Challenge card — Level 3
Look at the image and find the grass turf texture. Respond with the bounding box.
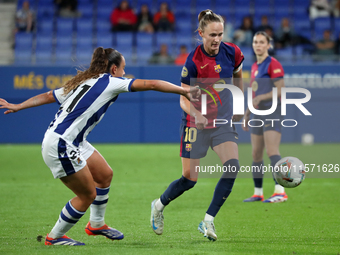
[0,143,339,255]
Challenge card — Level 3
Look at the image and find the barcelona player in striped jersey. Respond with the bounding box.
[0,47,198,246]
[242,31,287,203]
[151,10,244,241]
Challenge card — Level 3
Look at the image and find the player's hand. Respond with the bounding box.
[252,95,262,108]
[194,112,208,130]
[242,115,250,132]
[183,86,200,102]
[232,114,244,122]
[0,98,20,114]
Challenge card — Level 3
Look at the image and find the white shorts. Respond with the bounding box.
[42,131,95,179]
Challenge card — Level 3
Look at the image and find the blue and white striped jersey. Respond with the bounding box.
[48,73,135,146]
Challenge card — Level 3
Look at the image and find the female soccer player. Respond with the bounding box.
[150,10,244,241]
[242,31,287,203]
[0,47,197,246]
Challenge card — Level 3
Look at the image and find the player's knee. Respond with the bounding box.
[252,150,263,162]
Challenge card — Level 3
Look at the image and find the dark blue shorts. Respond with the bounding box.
[250,107,284,135]
[180,124,239,159]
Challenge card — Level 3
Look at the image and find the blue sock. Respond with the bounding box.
[160,176,196,206]
[252,160,264,188]
[270,155,281,184]
[206,159,239,217]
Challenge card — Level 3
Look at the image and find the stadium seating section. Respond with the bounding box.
[14,0,340,65]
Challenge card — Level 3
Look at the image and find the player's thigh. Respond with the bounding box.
[182,157,200,181]
[251,133,265,161]
[60,165,96,200]
[263,130,281,157]
[213,141,239,164]
[86,149,113,188]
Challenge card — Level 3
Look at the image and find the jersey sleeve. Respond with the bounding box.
[233,44,244,71]
[53,87,69,105]
[180,54,197,86]
[110,77,136,93]
[268,58,284,81]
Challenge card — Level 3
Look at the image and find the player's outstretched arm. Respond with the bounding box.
[0,90,56,114]
[130,79,199,102]
[180,83,207,130]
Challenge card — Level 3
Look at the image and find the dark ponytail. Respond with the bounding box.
[63,47,122,95]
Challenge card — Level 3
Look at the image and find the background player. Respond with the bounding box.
[150,10,244,241]
[0,47,197,246]
[242,31,287,203]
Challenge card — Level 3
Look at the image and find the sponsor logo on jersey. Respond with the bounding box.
[273,68,282,74]
[214,64,222,73]
[185,144,192,152]
[181,67,188,77]
[200,63,209,69]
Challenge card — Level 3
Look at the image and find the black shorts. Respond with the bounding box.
[251,107,284,135]
[180,124,239,159]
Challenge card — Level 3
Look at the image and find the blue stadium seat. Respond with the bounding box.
[294,19,311,33]
[36,35,53,50]
[254,6,273,21]
[55,47,74,65]
[37,18,54,36]
[55,35,73,50]
[176,18,193,34]
[96,19,112,34]
[136,32,154,48]
[234,7,251,22]
[334,18,340,31]
[15,33,33,50]
[195,0,212,12]
[96,34,114,48]
[36,6,55,19]
[78,4,94,18]
[175,33,194,52]
[76,35,94,49]
[76,18,94,35]
[35,48,53,64]
[155,32,174,48]
[56,18,75,36]
[136,46,153,64]
[97,5,114,19]
[314,17,332,35]
[75,47,93,64]
[15,49,32,64]
[115,32,134,49]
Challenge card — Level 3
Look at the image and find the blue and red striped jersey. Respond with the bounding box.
[180,42,244,128]
[250,56,284,110]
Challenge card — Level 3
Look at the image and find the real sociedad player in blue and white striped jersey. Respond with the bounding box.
[0,47,198,246]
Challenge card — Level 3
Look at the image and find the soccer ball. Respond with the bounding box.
[273,157,306,188]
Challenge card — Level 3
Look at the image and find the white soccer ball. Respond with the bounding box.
[273,157,306,188]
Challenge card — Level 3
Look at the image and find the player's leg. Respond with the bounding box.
[84,148,124,240]
[197,125,239,241]
[244,133,265,202]
[151,157,199,235]
[46,165,96,245]
[263,130,287,203]
[150,125,204,235]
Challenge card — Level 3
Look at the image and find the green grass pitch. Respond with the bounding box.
[0,143,339,255]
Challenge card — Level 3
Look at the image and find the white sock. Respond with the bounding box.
[274,184,284,194]
[155,198,165,211]
[49,201,85,239]
[254,187,263,196]
[204,213,214,222]
[90,187,110,228]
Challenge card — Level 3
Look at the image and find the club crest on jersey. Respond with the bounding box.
[185,144,192,152]
[252,81,258,91]
[214,64,222,73]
